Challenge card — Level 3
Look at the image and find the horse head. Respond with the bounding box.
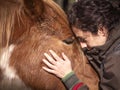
[0,0,99,90]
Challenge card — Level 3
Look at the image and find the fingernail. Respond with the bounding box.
[62,52,64,55]
[43,59,46,61]
[44,53,47,56]
[49,50,52,52]
[42,67,45,69]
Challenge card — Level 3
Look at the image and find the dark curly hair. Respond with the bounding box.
[68,0,120,34]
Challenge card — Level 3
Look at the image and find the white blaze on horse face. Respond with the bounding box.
[0,45,18,79]
[0,45,32,90]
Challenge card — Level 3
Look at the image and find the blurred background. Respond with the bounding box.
[54,0,120,14]
[54,0,75,13]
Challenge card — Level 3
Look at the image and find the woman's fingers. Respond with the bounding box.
[44,53,56,65]
[49,50,63,61]
[42,50,73,78]
[42,66,55,74]
[42,59,56,70]
[62,52,70,61]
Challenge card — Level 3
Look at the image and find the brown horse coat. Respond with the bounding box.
[0,0,99,90]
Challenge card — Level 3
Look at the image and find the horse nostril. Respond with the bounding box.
[62,37,75,44]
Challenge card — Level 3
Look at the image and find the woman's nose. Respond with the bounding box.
[80,42,87,48]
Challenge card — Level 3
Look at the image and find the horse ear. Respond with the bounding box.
[22,0,44,20]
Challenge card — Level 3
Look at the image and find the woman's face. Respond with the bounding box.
[72,27,108,49]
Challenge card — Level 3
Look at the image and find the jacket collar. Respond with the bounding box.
[95,23,120,54]
[83,23,120,62]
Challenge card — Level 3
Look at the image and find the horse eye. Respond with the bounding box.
[63,37,74,44]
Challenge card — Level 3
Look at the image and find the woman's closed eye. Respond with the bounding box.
[77,37,86,43]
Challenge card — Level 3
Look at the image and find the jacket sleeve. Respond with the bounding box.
[62,71,89,90]
[100,50,120,90]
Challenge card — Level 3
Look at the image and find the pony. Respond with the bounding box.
[0,0,99,90]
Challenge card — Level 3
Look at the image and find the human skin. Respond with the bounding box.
[42,26,108,78]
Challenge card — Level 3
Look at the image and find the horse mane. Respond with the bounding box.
[0,0,69,48]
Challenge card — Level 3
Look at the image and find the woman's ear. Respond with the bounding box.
[22,0,44,20]
[98,26,108,37]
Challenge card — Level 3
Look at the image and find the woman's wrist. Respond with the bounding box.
[62,71,74,82]
[61,71,84,89]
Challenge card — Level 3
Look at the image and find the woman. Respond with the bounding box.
[42,0,120,89]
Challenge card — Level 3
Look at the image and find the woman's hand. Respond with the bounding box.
[42,50,72,78]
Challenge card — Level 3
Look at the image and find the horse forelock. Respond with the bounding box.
[43,0,68,25]
[0,1,30,64]
[0,1,18,54]
[0,0,30,49]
